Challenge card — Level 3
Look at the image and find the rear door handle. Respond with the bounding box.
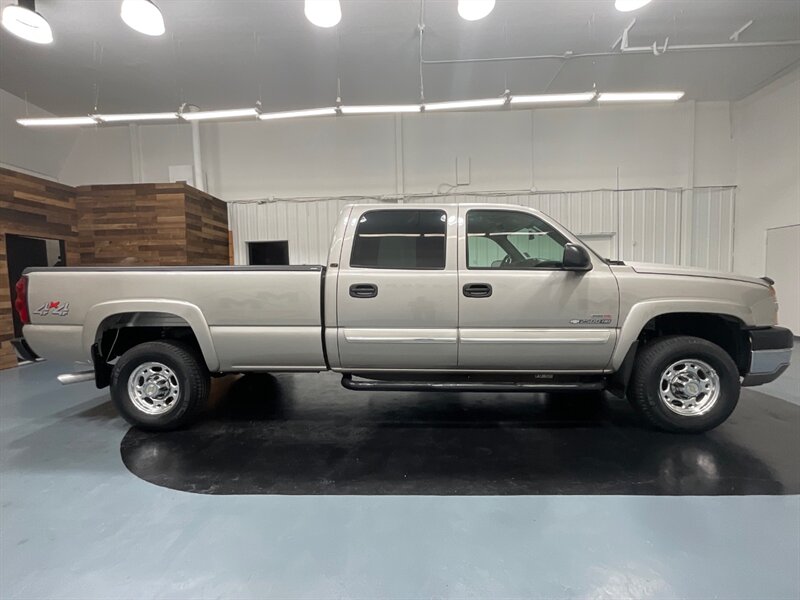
[463,283,492,298]
[349,283,378,298]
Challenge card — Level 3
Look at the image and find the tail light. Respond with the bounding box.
[14,276,30,325]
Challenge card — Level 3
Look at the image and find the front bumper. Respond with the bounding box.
[742,326,794,386]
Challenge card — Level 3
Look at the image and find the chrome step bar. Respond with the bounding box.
[341,374,604,393]
[57,370,95,385]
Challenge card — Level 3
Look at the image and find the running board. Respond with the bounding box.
[341,375,604,393]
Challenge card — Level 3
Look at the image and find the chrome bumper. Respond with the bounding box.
[742,327,794,386]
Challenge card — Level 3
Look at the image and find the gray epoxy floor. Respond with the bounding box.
[1,346,799,600]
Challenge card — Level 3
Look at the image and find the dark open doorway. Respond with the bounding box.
[6,234,66,338]
[248,241,290,266]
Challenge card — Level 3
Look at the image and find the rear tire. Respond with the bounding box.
[628,335,740,433]
[110,341,210,431]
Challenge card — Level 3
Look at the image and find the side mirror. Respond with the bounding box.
[563,243,593,272]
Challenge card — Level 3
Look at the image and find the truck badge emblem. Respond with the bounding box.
[570,314,612,325]
[34,301,70,317]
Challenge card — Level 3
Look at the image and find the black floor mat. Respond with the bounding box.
[121,373,800,495]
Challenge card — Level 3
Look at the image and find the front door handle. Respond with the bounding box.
[463,283,492,298]
[349,283,378,298]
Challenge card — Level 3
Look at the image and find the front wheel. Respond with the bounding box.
[628,335,740,433]
[110,341,210,431]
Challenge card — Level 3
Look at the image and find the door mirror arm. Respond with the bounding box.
[562,243,593,272]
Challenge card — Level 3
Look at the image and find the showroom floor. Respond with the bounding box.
[1,344,799,599]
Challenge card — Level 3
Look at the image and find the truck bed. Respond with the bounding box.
[22,265,327,371]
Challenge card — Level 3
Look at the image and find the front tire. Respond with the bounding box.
[628,335,740,433]
[110,341,210,431]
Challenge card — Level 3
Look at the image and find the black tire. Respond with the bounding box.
[110,340,210,431]
[628,335,740,433]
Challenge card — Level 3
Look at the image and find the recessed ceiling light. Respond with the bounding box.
[259,107,338,120]
[1,0,53,44]
[597,91,685,102]
[340,105,422,115]
[181,108,260,121]
[304,0,341,28]
[120,0,165,36]
[615,0,653,12]
[458,0,496,21]
[424,97,507,111]
[17,116,97,127]
[510,92,597,105]
[95,112,178,122]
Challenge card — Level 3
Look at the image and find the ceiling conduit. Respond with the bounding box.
[421,18,800,65]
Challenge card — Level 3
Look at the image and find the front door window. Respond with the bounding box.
[466,210,568,270]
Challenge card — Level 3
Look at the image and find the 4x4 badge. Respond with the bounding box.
[34,301,70,317]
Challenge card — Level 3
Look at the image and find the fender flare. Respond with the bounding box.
[83,299,220,371]
[609,299,752,371]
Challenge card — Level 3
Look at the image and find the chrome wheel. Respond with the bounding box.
[659,359,720,417]
[127,362,181,415]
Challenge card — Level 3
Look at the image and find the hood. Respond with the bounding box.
[625,262,770,287]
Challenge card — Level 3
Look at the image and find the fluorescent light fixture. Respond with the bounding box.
[340,105,422,115]
[181,108,260,121]
[458,0,496,21]
[95,112,178,123]
[259,107,338,120]
[615,0,653,12]
[598,91,685,103]
[510,91,596,105]
[424,97,506,112]
[17,116,97,127]
[304,0,341,28]
[2,1,53,44]
[121,0,165,36]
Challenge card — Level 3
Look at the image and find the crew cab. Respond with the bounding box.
[14,203,794,433]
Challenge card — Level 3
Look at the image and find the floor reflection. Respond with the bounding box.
[121,373,800,495]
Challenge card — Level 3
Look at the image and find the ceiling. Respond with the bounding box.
[1,0,799,115]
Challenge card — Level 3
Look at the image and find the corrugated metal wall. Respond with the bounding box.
[228,187,736,270]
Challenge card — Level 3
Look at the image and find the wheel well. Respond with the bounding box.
[637,312,750,374]
[95,312,202,364]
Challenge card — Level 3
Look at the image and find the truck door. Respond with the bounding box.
[457,206,619,371]
[335,206,458,370]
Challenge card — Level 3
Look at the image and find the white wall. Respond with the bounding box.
[58,122,194,186]
[0,89,77,180]
[6,75,798,279]
[732,68,800,277]
[229,187,737,270]
[53,99,737,200]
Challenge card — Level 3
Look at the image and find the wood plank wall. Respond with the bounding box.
[184,186,230,265]
[0,168,79,370]
[1,172,229,369]
[77,183,229,266]
[77,184,190,265]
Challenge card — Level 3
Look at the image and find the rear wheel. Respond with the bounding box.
[628,335,740,433]
[110,341,209,431]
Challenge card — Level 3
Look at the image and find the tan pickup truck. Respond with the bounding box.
[13,203,793,433]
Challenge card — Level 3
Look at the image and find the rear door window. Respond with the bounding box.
[350,210,447,269]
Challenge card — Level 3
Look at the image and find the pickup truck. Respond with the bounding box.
[13,203,794,433]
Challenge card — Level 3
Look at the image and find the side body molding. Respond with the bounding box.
[83,299,220,371]
[609,299,753,371]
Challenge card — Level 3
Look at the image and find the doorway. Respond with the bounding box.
[248,241,290,266]
[6,234,66,338]
[766,225,800,334]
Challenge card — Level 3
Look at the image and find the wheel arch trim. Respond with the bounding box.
[83,300,220,371]
[609,299,752,371]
